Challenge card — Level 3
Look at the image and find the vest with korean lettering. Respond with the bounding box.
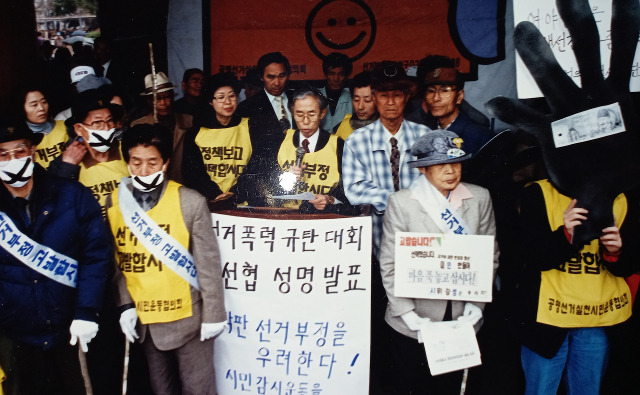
[34,120,68,168]
[195,117,252,193]
[79,154,129,216]
[277,129,340,208]
[108,181,193,324]
[536,179,631,328]
[334,114,353,141]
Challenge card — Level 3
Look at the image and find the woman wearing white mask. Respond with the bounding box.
[49,88,129,217]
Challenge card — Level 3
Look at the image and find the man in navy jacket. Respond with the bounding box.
[0,122,111,394]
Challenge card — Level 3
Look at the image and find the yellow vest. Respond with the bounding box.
[79,151,129,217]
[277,130,340,208]
[34,120,68,168]
[108,181,193,324]
[195,117,252,193]
[536,179,631,328]
[335,114,354,141]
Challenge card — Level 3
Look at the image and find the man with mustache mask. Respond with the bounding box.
[0,122,111,394]
[49,89,129,218]
[106,123,226,395]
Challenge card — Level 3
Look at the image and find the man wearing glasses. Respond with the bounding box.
[0,122,111,394]
[50,89,129,218]
[423,67,494,155]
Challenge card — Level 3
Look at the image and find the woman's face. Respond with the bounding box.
[24,91,49,124]
[419,162,462,197]
[210,86,237,118]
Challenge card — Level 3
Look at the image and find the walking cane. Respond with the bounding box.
[122,340,130,395]
[148,43,158,124]
[78,347,93,395]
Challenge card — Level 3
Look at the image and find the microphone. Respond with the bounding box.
[295,146,306,168]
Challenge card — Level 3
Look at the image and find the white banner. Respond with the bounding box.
[212,214,372,394]
[513,0,640,99]
[393,232,494,303]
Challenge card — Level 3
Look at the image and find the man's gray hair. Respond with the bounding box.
[289,88,329,112]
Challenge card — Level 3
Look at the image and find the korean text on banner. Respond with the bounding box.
[212,214,372,394]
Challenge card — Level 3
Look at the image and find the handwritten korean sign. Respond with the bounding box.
[514,0,640,98]
[393,232,494,303]
[212,214,372,394]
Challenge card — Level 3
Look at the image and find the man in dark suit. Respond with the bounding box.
[236,52,296,206]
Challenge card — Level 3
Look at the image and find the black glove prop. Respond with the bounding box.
[486,0,640,246]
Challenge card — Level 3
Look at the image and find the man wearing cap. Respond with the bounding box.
[131,72,192,183]
[108,124,226,395]
[342,61,429,259]
[0,122,111,394]
[379,129,499,394]
[49,89,129,218]
[333,71,379,141]
[341,60,429,393]
[422,67,494,155]
[405,55,490,132]
[54,65,97,121]
[236,52,296,206]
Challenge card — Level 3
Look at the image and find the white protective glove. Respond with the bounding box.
[69,319,99,352]
[201,321,226,341]
[457,303,483,326]
[119,308,139,343]
[401,311,431,331]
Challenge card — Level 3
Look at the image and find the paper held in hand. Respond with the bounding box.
[418,321,481,376]
[394,232,494,302]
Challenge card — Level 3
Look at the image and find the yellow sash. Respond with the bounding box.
[536,179,631,327]
[108,181,193,324]
[79,152,129,217]
[34,120,68,168]
[334,114,354,141]
[277,130,341,208]
[194,117,252,193]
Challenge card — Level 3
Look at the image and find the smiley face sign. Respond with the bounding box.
[305,0,376,62]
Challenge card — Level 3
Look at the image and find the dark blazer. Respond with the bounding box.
[236,90,296,205]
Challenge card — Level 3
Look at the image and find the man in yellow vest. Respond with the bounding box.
[108,123,226,394]
[333,71,379,141]
[49,89,129,218]
[277,88,357,215]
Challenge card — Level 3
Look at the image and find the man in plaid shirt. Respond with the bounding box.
[342,61,430,259]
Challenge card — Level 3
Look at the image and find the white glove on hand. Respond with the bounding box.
[201,321,226,341]
[401,311,431,331]
[119,308,139,343]
[69,319,99,352]
[457,303,483,326]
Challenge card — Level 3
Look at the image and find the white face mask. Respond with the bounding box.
[0,156,34,188]
[130,168,165,192]
[85,127,116,153]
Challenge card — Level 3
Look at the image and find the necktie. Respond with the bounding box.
[275,95,290,130]
[390,137,400,192]
[302,139,310,153]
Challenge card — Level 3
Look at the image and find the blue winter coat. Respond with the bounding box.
[0,165,112,349]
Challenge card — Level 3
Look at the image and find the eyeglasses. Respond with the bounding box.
[83,119,115,129]
[0,145,30,164]
[426,86,457,98]
[212,93,238,103]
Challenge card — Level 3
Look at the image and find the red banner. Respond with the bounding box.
[210,0,471,80]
